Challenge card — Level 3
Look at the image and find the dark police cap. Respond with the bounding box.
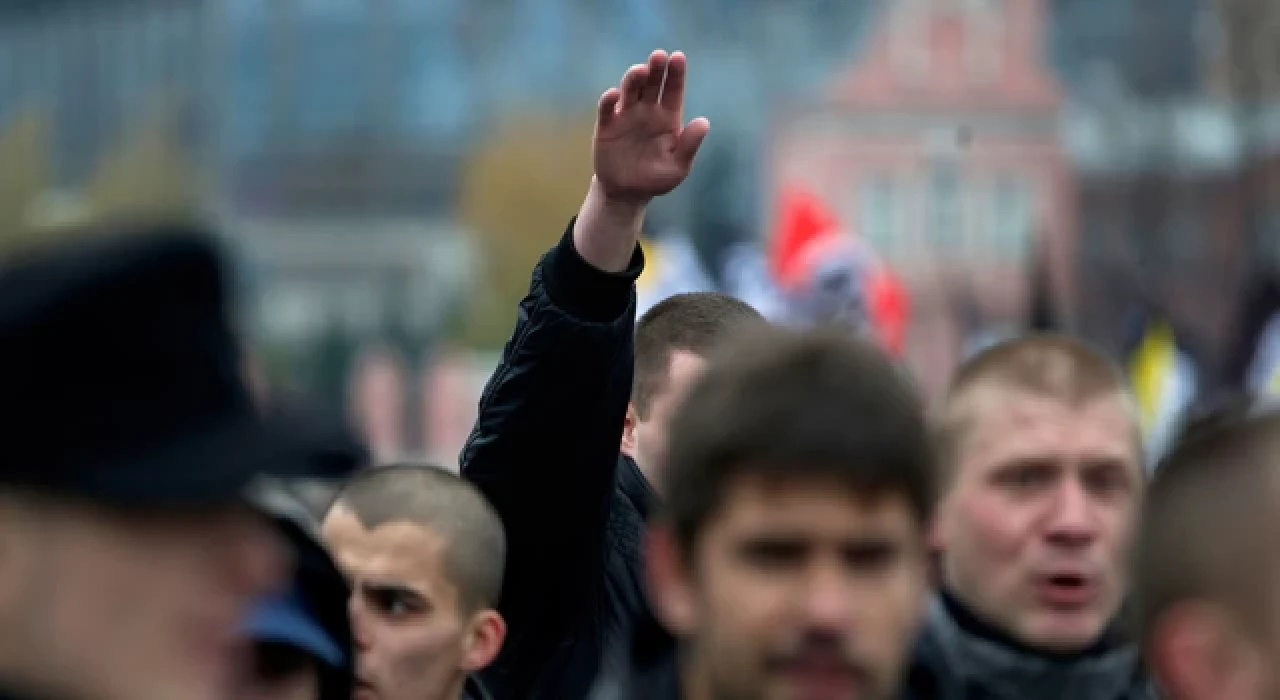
[0,222,354,507]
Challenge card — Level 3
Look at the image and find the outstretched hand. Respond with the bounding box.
[592,50,710,204]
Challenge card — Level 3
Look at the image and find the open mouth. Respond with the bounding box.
[776,661,866,700]
[1036,573,1095,607]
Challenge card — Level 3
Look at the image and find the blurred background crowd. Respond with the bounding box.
[0,0,1275,467]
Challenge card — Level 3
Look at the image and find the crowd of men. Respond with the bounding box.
[1,47,1279,700]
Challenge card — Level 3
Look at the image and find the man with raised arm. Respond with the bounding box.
[459,49,719,700]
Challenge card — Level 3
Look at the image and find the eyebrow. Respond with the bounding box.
[358,580,427,603]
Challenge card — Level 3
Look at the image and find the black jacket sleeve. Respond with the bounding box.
[460,219,643,698]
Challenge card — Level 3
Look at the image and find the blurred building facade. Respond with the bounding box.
[770,0,1069,394]
[2,0,1274,446]
[0,0,205,190]
[1069,0,1280,381]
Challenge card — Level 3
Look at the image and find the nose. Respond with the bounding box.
[349,592,373,651]
[801,560,855,631]
[1044,477,1098,547]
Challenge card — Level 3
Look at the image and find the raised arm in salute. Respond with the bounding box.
[460,50,708,700]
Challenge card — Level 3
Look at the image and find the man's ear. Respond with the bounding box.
[644,521,696,636]
[461,608,507,673]
[620,402,640,458]
[1148,602,1264,700]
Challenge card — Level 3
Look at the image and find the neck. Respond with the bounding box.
[939,587,1119,660]
[619,456,659,518]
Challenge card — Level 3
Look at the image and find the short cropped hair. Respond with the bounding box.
[1132,401,1280,646]
[331,464,506,612]
[633,292,764,418]
[663,324,934,553]
[934,333,1138,484]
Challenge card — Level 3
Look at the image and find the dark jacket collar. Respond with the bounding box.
[592,638,681,700]
[617,455,657,521]
[938,589,1126,660]
[910,591,1149,700]
[463,675,494,700]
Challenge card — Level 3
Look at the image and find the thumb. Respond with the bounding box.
[674,117,710,170]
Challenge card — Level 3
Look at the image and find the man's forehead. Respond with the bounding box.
[323,507,444,579]
[711,474,920,536]
[959,389,1140,465]
[662,349,708,391]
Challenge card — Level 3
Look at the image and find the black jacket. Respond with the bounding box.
[463,675,495,700]
[589,600,680,700]
[461,221,658,700]
[901,592,1156,700]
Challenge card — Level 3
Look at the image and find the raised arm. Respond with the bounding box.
[460,49,708,699]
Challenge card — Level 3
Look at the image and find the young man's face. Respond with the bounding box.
[322,505,495,700]
[934,390,1142,652]
[649,473,929,700]
[624,349,707,489]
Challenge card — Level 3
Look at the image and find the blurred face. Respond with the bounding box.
[322,506,475,700]
[624,349,707,489]
[650,474,929,700]
[935,390,1142,652]
[0,498,288,700]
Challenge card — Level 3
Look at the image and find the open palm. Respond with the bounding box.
[593,50,711,203]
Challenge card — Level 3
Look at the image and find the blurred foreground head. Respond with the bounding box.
[646,325,933,700]
[931,334,1143,652]
[0,222,359,700]
[323,463,506,700]
[239,483,354,700]
[262,392,373,521]
[1135,398,1280,700]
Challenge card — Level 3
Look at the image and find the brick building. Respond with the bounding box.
[1067,0,1280,381]
[768,0,1070,395]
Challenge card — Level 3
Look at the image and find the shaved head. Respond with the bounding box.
[330,464,506,611]
[1135,405,1280,645]
[935,333,1140,486]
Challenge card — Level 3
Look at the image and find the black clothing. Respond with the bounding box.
[461,220,654,700]
[0,223,357,507]
[464,675,496,700]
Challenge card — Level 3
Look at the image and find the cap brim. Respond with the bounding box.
[244,594,345,666]
[67,411,359,509]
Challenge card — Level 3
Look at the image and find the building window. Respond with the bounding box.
[1080,210,1116,263]
[1260,208,1280,263]
[928,162,963,253]
[859,175,900,259]
[991,175,1033,260]
[965,0,1002,84]
[963,179,987,258]
[890,0,927,84]
[1166,203,1201,264]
